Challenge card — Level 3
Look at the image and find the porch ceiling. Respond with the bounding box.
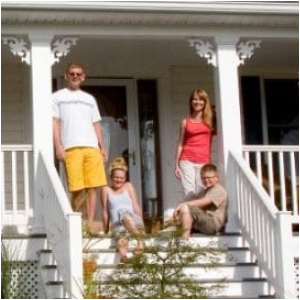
[2,35,298,71]
[1,1,298,71]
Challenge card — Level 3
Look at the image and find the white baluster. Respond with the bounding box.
[11,151,17,220]
[278,152,287,211]
[23,151,30,218]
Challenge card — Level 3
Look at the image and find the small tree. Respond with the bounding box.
[99,229,225,299]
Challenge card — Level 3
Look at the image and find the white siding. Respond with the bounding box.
[164,65,218,214]
[1,64,31,144]
[1,64,33,213]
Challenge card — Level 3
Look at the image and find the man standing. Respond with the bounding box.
[53,62,107,228]
[173,164,228,241]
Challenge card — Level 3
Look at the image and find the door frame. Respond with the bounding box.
[82,78,142,202]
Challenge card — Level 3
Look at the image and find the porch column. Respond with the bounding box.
[213,36,242,232]
[29,34,53,233]
[213,36,242,177]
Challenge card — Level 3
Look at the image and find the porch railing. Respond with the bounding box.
[228,150,296,299]
[1,145,33,233]
[36,151,83,298]
[1,145,83,298]
[242,145,299,224]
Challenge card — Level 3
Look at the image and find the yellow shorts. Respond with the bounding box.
[65,147,107,192]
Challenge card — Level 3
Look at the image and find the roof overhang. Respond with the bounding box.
[1,1,299,30]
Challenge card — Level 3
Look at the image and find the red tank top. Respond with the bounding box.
[180,118,212,164]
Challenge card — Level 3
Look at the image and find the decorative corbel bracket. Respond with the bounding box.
[237,40,261,65]
[51,37,78,65]
[188,38,216,67]
[2,36,31,65]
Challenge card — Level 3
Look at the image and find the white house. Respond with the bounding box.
[1,1,299,298]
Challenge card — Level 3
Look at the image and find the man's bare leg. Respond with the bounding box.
[86,188,97,223]
[71,190,84,212]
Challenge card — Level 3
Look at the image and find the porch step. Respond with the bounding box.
[97,262,264,281]
[38,248,68,299]
[83,233,275,298]
[45,281,65,299]
[82,232,249,251]
[86,246,255,265]
[201,279,271,298]
[90,278,271,299]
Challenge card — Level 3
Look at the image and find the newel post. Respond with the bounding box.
[275,211,296,299]
[67,212,83,299]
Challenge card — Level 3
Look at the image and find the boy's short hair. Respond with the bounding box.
[65,62,85,73]
[201,164,218,174]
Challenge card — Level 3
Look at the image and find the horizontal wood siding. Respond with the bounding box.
[1,65,25,143]
[1,65,33,211]
[169,66,218,202]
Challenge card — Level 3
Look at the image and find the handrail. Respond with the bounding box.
[1,144,33,151]
[36,151,83,298]
[242,145,299,222]
[243,145,299,152]
[228,150,296,299]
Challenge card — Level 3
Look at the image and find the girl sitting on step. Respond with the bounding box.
[101,157,145,263]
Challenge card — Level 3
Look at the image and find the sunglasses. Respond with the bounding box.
[68,72,83,77]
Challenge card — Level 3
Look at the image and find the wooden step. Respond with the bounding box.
[96,262,264,281]
[45,281,66,299]
[81,232,274,298]
[85,246,255,265]
[87,278,272,298]
[82,232,248,251]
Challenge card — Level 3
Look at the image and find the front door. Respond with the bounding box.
[82,79,142,201]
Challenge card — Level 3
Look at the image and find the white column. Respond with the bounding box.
[213,36,242,232]
[29,34,54,233]
[213,36,242,177]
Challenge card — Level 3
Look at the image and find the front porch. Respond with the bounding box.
[1,144,299,298]
[1,1,298,298]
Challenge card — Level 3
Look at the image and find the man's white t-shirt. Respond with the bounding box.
[53,88,101,150]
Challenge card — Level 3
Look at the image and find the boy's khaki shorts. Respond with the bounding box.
[65,147,107,192]
[188,206,217,235]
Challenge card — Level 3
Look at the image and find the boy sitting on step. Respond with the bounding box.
[171,164,228,241]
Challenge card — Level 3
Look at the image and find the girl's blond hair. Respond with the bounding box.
[109,157,128,175]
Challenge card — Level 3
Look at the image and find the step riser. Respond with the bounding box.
[83,235,248,251]
[94,281,270,298]
[90,249,255,265]
[39,252,55,265]
[97,265,263,281]
[82,235,273,298]
[205,281,271,297]
[45,285,66,299]
[41,267,62,282]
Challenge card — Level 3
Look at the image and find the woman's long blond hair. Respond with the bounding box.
[189,89,213,129]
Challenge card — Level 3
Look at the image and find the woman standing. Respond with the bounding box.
[101,157,145,263]
[175,89,213,201]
